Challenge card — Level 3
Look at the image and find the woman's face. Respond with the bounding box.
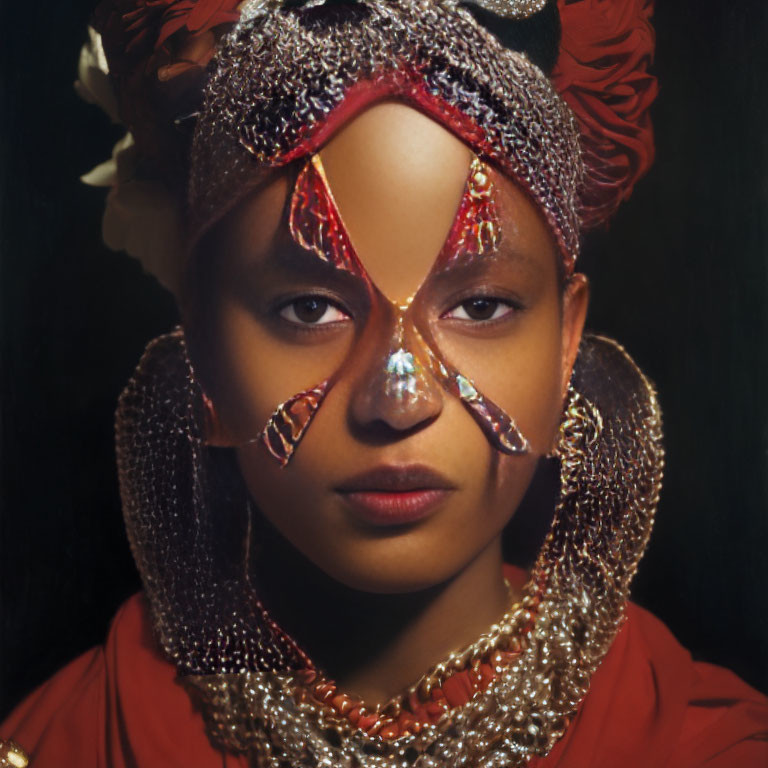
[191,103,588,593]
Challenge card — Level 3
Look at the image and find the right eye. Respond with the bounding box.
[444,297,516,322]
[279,296,351,325]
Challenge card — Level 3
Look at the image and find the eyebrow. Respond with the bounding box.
[426,238,544,286]
[262,237,338,274]
[256,237,369,294]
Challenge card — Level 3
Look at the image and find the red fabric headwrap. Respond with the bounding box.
[551,0,658,228]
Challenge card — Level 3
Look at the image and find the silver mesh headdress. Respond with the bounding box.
[188,0,583,271]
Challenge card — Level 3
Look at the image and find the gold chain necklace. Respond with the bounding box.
[288,579,542,740]
[181,335,664,767]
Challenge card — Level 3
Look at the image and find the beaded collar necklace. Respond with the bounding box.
[119,330,663,767]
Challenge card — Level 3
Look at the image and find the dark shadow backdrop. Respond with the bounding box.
[1,0,767,718]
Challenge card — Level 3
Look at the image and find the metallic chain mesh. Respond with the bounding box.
[189,0,583,268]
[116,331,663,765]
[116,332,306,674]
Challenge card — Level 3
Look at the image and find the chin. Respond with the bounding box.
[300,524,487,595]
[320,560,455,595]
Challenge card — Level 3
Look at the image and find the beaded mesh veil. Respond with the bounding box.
[107,0,664,764]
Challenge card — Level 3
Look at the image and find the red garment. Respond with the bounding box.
[3,592,767,767]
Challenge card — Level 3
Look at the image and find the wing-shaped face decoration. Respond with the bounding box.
[204,141,530,466]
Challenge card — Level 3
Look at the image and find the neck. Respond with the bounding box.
[254,527,512,706]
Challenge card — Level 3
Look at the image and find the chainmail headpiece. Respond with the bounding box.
[189,0,583,271]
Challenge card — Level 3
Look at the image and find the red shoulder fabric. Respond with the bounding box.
[532,602,768,767]
[3,594,767,766]
[0,648,104,765]
[0,595,242,767]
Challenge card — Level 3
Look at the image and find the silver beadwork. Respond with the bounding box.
[445,0,548,20]
[239,0,548,24]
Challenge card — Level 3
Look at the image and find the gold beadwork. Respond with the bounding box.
[0,740,29,768]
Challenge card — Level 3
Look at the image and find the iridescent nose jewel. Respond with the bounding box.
[385,347,419,398]
[351,307,444,430]
[381,313,426,406]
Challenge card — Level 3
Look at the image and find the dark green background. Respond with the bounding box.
[2,1,767,717]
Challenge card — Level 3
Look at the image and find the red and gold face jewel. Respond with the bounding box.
[452,373,530,454]
[275,151,530,466]
[408,158,529,455]
[203,150,528,466]
[201,149,527,464]
[200,376,331,465]
[403,323,530,456]
[435,154,501,271]
[439,365,531,455]
[289,154,366,277]
[198,149,527,464]
[258,380,331,467]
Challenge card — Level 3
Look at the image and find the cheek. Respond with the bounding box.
[433,301,564,455]
[205,299,353,439]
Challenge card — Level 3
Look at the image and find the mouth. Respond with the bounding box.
[335,464,456,527]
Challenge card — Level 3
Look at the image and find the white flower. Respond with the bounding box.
[76,28,185,296]
[74,26,118,123]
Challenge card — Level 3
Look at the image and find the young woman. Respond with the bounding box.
[2,0,767,766]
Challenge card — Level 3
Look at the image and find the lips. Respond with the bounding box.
[335,464,455,526]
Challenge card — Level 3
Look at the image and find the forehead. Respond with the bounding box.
[215,103,558,288]
[318,102,472,300]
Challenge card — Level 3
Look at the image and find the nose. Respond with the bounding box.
[350,331,443,434]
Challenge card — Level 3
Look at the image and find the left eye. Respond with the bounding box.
[279,297,350,325]
[444,298,515,321]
